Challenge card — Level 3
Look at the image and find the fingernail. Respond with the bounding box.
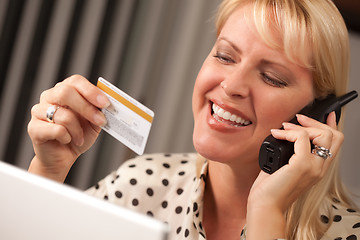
[296,114,307,119]
[97,94,110,108]
[270,129,281,133]
[282,122,295,127]
[94,112,107,126]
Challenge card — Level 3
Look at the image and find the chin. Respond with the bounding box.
[193,132,262,167]
[193,134,235,163]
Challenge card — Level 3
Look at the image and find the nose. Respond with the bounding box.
[220,70,250,98]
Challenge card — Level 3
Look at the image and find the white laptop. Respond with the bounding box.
[0,161,169,240]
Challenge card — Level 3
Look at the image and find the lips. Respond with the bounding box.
[211,102,252,127]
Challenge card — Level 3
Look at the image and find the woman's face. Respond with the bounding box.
[192,5,314,166]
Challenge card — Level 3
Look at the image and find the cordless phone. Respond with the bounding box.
[259,90,358,174]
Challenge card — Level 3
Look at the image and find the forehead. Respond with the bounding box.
[219,5,284,58]
[216,5,314,92]
[220,2,312,69]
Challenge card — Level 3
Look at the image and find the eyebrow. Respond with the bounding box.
[217,37,242,54]
[217,37,289,71]
[217,36,295,79]
[260,59,290,72]
[260,59,295,82]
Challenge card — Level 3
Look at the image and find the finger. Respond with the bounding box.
[270,128,326,176]
[282,121,343,157]
[28,118,72,145]
[41,82,107,127]
[326,111,337,129]
[61,75,110,109]
[280,123,336,177]
[296,114,337,130]
[31,104,84,146]
[270,128,311,154]
[282,122,332,149]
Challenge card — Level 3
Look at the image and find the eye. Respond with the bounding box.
[261,73,288,88]
[213,52,235,64]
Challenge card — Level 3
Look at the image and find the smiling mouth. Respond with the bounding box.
[211,102,252,127]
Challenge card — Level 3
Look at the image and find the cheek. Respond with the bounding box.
[255,91,313,129]
[195,65,221,93]
[192,62,221,112]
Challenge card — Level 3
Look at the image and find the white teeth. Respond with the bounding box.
[229,114,237,121]
[212,103,251,126]
[223,111,231,120]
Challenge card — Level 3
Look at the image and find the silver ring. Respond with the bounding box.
[46,105,60,123]
[312,145,332,160]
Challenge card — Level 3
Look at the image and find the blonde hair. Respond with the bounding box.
[216,0,354,239]
[216,0,349,98]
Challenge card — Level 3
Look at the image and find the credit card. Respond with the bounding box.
[96,77,154,155]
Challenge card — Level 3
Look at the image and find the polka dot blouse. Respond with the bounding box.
[86,153,360,240]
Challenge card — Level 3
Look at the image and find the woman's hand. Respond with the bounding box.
[246,112,344,239]
[27,75,110,182]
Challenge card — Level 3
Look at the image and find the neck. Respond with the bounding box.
[203,159,260,238]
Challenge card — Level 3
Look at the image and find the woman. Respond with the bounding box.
[28,0,360,239]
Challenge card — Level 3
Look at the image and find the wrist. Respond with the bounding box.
[28,156,69,183]
[246,205,286,239]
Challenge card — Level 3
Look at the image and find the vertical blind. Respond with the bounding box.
[0,0,359,207]
[0,0,221,189]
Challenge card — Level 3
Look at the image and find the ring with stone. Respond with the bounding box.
[311,145,332,160]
